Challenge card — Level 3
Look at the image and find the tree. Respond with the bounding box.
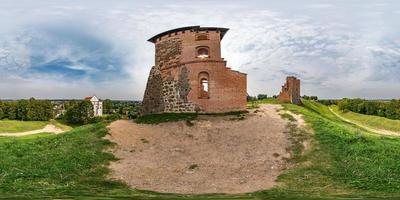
[257,94,268,100]
[65,100,94,124]
[0,101,4,119]
[103,99,113,114]
[247,95,257,102]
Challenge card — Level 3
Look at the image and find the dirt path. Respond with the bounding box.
[0,125,64,137]
[106,104,299,194]
[328,107,400,137]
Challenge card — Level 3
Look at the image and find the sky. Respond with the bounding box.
[0,0,399,100]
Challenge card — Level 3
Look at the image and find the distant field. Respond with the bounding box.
[331,105,400,133]
[0,120,48,133]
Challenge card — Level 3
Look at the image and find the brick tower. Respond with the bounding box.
[277,76,301,105]
[140,26,247,115]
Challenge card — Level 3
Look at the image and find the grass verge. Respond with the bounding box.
[135,113,198,124]
[330,105,400,133]
[279,100,400,195]
[247,98,280,109]
[0,120,48,133]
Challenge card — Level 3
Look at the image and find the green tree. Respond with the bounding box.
[257,94,268,100]
[103,99,113,114]
[6,102,17,120]
[0,101,4,119]
[65,100,94,124]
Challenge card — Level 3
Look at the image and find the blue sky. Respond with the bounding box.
[0,0,399,100]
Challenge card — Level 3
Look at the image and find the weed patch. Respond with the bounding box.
[136,113,198,124]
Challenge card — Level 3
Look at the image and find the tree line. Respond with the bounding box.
[0,98,53,121]
[338,98,400,120]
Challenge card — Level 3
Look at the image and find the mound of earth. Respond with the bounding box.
[106,104,295,194]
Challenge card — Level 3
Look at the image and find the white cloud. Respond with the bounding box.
[0,0,399,100]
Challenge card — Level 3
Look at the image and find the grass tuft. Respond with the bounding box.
[135,113,198,124]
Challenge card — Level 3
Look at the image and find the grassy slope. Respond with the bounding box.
[2,101,400,199]
[330,105,400,133]
[281,100,400,195]
[247,98,280,109]
[0,120,48,133]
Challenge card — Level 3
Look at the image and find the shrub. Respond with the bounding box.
[105,114,121,121]
[65,100,94,124]
[338,98,400,120]
[0,98,53,121]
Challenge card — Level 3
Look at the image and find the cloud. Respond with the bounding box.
[306,4,336,9]
[0,0,400,100]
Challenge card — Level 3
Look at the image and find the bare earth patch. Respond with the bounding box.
[106,104,293,194]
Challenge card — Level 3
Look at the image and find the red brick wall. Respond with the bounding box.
[278,76,301,105]
[142,27,247,114]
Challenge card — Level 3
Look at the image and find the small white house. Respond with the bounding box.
[85,95,103,116]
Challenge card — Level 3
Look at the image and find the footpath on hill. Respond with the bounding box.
[106,104,306,194]
[329,107,400,137]
[0,124,64,137]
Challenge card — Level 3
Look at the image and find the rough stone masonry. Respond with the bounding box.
[141,26,247,115]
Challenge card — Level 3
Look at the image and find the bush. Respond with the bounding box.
[302,95,318,100]
[105,114,121,121]
[0,98,53,121]
[65,100,94,124]
[91,116,104,123]
[338,98,400,120]
[257,94,268,100]
[317,99,339,106]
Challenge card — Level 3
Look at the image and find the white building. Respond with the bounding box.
[85,95,103,116]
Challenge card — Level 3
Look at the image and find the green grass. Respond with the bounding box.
[0,120,48,133]
[136,111,248,124]
[0,123,126,196]
[281,100,400,195]
[2,101,400,199]
[136,113,198,124]
[0,123,259,199]
[330,105,400,133]
[247,98,280,109]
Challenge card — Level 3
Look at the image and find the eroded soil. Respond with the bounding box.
[106,104,295,194]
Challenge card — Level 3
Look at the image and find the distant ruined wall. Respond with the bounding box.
[278,76,301,105]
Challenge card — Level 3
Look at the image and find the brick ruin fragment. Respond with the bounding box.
[140,26,247,115]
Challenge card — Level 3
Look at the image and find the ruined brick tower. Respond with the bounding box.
[140,26,247,115]
[277,76,301,105]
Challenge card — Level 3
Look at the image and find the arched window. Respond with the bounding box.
[196,47,209,58]
[198,72,210,99]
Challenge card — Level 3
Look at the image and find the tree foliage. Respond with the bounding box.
[302,95,318,100]
[257,94,268,100]
[65,100,94,124]
[338,98,400,120]
[0,98,53,121]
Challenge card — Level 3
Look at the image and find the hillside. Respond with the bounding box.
[1,100,400,199]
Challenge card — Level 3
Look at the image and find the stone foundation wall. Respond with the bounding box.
[162,80,197,113]
[141,65,198,115]
[140,66,165,115]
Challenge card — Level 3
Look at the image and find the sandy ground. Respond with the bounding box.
[0,124,64,137]
[106,104,294,194]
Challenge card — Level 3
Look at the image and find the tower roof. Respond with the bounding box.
[147,26,229,43]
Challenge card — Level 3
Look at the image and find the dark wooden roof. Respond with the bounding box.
[147,26,229,43]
